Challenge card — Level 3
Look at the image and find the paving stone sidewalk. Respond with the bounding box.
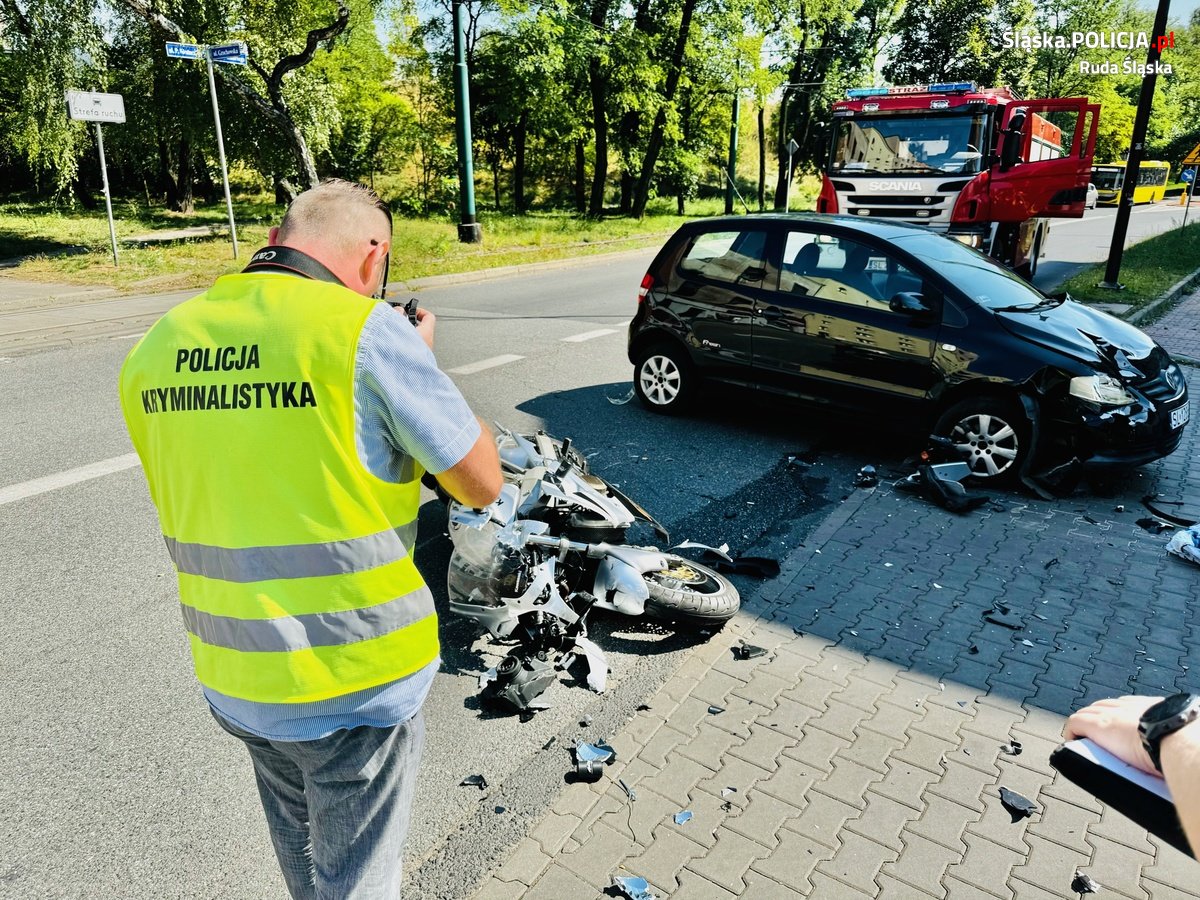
[470,372,1200,900]
[1144,286,1200,363]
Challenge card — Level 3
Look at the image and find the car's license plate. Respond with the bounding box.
[1171,405,1190,430]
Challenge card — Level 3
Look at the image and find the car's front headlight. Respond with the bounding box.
[1069,374,1136,406]
[950,232,984,249]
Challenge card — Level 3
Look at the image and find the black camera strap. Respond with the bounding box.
[242,246,346,287]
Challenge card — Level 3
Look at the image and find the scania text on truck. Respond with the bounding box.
[815,82,1100,279]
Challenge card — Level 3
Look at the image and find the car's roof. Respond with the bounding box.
[676,212,939,241]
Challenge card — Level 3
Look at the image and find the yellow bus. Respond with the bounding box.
[1091,160,1171,205]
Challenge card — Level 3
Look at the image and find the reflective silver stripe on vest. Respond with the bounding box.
[180,586,436,653]
[164,522,417,583]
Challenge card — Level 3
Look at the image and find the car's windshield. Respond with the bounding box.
[1092,167,1123,191]
[830,112,990,176]
[891,231,1047,309]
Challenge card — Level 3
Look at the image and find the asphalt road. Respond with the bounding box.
[0,252,881,900]
[1035,197,1197,292]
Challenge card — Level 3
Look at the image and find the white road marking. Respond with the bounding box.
[0,453,141,507]
[562,328,618,343]
[447,354,525,375]
[109,332,146,340]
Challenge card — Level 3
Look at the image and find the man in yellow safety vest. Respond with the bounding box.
[119,179,502,898]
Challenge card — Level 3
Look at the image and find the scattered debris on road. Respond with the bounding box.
[895,461,990,513]
[733,642,768,661]
[1000,739,1024,756]
[984,602,1023,630]
[1167,525,1200,565]
[707,705,725,715]
[459,774,488,790]
[607,387,635,405]
[999,787,1037,821]
[613,874,657,900]
[673,810,693,825]
[1137,517,1176,535]
[855,465,878,488]
[1071,870,1100,895]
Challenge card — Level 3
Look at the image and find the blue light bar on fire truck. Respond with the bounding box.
[846,82,978,98]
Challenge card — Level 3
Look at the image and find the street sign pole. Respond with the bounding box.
[1183,169,1196,231]
[784,139,799,213]
[94,123,119,267]
[204,49,239,259]
[65,91,125,267]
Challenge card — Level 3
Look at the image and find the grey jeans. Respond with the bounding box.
[212,709,425,899]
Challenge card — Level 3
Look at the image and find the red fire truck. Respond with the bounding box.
[816,82,1100,279]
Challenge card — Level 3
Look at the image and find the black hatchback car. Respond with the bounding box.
[628,214,1189,482]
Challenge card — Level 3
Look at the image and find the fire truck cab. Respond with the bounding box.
[817,82,1100,280]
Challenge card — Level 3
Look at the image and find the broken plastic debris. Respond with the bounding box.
[613,875,656,900]
[1000,739,1024,756]
[983,606,1023,629]
[1021,639,1034,647]
[580,715,592,727]
[607,387,636,405]
[460,774,488,790]
[636,704,652,711]
[1115,505,1125,513]
[576,742,614,764]
[707,705,725,715]
[1071,870,1100,894]
[478,668,498,689]
[618,778,637,801]
[1137,517,1175,535]
[721,787,738,798]
[733,643,768,660]
[933,583,943,589]
[1045,558,1060,570]
[999,787,1036,821]
[969,645,979,655]
[673,540,732,563]
[494,805,506,814]
[1166,524,1200,565]
[673,810,693,825]
[855,465,878,488]
[573,636,609,693]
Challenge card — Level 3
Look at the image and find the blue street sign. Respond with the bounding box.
[1182,168,1196,184]
[209,42,249,65]
[165,41,204,60]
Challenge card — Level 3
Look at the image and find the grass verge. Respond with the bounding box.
[1059,223,1200,310]
[1,183,821,295]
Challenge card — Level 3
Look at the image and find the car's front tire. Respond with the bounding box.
[934,397,1030,484]
[634,342,696,414]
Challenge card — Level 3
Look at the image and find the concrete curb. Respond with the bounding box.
[1126,264,1200,325]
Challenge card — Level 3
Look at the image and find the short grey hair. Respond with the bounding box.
[277,179,392,257]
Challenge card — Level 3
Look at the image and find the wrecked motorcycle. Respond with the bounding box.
[447,429,740,634]
[444,430,740,713]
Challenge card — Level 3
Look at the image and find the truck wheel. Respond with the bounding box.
[934,397,1030,485]
[643,555,740,628]
[634,343,696,414]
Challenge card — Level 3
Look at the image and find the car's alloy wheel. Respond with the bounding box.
[634,344,694,413]
[935,398,1028,483]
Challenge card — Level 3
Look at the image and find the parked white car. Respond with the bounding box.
[1086,183,1098,209]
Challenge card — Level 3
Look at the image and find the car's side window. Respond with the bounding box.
[679,230,766,285]
[779,232,923,313]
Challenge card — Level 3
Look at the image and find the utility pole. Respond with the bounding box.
[1099,0,1171,288]
[726,88,740,215]
[452,0,482,243]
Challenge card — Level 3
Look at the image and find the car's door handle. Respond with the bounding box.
[755,307,784,321]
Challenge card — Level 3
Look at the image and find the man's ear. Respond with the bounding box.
[360,240,389,290]
[268,226,280,244]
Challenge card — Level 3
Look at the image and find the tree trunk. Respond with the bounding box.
[677,190,685,215]
[588,59,609,216]
[514,108,527,213]
[631,0,698,218]
[587,0,612,217]
[574,140,586,214]
[492,157,501,211]
[175,138,194,214]
[757,105,766,211]
[273,176,295,206]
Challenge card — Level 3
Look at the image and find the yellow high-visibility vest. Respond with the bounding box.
[119,272,438,704]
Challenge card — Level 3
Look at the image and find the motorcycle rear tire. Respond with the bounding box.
[643,555,740,628]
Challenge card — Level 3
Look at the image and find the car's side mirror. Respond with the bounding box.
[890,292,933,315]
[1000,111,1026,171]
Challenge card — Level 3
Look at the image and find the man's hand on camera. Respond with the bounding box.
[1064,695,1162,775]
[413,307,435,351]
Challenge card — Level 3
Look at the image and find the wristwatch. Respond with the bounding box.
[1139,693,1200,772]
